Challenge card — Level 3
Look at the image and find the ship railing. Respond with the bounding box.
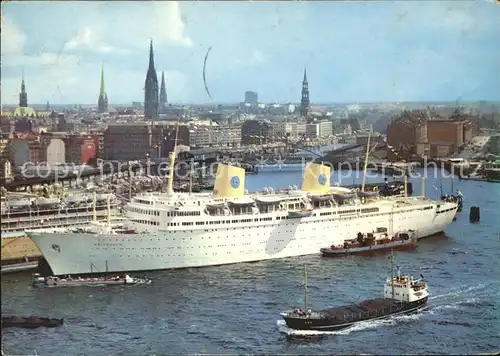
[1,215,121,233]
[1,202,120,218]
[1,213,120,231]
[1,208,118,223]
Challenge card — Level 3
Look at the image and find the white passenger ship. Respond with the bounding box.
[27,149,458,276]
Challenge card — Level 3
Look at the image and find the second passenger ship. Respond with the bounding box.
[28,152,458,276]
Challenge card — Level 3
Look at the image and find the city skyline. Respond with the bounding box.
[1,1,500,106]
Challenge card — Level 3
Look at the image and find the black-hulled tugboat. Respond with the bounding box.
[280,251,428,331]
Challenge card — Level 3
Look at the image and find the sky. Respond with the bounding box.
[1,1,500,106]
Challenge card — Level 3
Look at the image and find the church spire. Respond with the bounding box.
[144,39,159,121]
[98,63,109,113]
[19,68,28,108]
[159,70,168,112]
[300,66,310,119]
[100,63,106,97]
[149,40,155,68]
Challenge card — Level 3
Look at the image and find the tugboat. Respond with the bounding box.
[280,251,428,331]
[320,230,417,257]
[32,273,151,287]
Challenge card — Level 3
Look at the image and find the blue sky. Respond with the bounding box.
[1,1,499,105]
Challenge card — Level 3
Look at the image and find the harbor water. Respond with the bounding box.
[2,169,499,355]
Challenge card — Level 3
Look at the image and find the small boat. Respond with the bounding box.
[320,230,417,257]
[1,315,64,329]
[32,273,151,287]
[288,208,313,218]
[280,252,428,331]
[1,258,39,274]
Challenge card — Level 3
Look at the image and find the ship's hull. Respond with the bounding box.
[28,201,457,276]
[282,297,428,331]
[320,238,416,257]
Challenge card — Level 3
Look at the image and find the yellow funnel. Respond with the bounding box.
[213,164,245,198]
[301,162,331,193]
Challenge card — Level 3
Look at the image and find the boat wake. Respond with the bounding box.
[276,310,425,336]
[428,283,487,301]
[425,283,498,314]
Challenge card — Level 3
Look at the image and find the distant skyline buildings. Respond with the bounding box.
[1,2,499,105]
[244,91,258,105]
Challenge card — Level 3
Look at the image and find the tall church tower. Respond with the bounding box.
[144,40,159,121]
[98,64,109,113]
[19,70,28,108]
[300,67,310,119]
[159,71,168,113]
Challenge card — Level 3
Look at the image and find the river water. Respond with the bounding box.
[2,169,499,355]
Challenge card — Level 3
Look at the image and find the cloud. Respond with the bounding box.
[155,2,193,47]
[0,2,194,105]
[233,49,268,67]
[0,15,26,55]
[392,1,496,36]
[60,2,193,55]
[1,1,499,104]
[64,27,93,50]
[63,27,131,54]
[1,14,81,71]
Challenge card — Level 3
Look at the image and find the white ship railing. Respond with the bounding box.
[1,209,122,233]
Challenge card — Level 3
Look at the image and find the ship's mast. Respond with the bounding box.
[361,125,372,193]
[92,191,97,222]
[390,249,395,299]
[167,120,180,196]
[107,195,111,226]
[129,180,132,201]
[303,264,308,312]
[189,163,193,195]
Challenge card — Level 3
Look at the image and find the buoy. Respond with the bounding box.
[469,206,480,223]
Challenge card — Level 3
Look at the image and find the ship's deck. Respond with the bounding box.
[321,298,397,320]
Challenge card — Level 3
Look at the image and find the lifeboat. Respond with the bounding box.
[288,209,313,218]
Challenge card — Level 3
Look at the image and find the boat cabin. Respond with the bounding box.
[384,274,428,303]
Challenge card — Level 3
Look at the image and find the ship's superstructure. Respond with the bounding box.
[28,159,458,276]
[1,191,120,265]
